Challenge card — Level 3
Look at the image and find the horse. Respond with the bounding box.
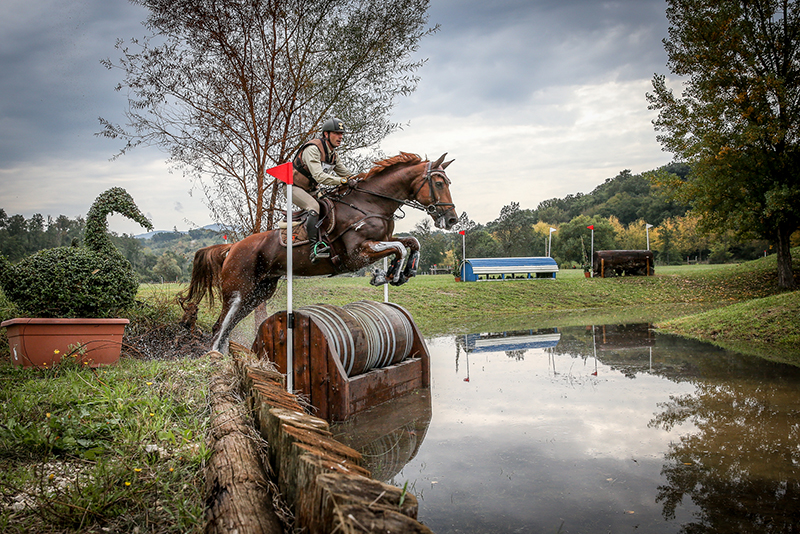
[182,152,458,353]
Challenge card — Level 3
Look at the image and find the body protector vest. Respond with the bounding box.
[292,137,338,192]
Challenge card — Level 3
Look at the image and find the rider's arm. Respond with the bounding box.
[332,158,353,179]
[301,145,348,186]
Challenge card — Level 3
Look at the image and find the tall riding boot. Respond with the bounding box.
[306,210,330,262]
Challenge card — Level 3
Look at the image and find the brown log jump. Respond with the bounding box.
[252,301,431,422]
[593,250,655,278]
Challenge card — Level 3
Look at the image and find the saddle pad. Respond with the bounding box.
[279,224,310,247]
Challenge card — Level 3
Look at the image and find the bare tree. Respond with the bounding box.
[99,0,436,237]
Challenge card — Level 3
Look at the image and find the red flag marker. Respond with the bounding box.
[266,162,293,184]
[587,225,594,230]
[459,230,466,235]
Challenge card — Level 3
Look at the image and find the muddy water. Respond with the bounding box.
[333,323,800,534]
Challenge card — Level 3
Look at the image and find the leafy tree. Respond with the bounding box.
[648,0,800,288]
[153,252,182,283]
[100,0,436,237]
[410,219,448,271]
[613,218,650,251]
[487,202,538,257]
[552,216,616,265]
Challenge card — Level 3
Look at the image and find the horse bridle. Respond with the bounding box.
[412,161,456,216]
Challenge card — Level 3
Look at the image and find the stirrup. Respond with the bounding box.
[310,241,330,261]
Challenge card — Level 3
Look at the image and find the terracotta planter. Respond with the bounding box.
[2,318,129,368]
[584,272,591,278]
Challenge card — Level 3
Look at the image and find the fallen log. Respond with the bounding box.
[593,250,655,278]
[204,351,284,534]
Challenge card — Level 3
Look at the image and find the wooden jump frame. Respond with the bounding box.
[252,302,431,422]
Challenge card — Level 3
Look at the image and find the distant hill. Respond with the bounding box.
[135,223,225,240]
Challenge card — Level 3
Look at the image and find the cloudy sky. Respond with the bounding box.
[0,0,675,236]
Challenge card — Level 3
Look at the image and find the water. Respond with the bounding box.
[333,323,800,533]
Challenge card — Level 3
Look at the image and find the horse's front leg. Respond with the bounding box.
[353,240,409,287]
[395,236,420,281]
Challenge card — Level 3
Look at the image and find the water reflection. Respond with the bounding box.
[334,322,800,534]
[651,364,800,532]
[332,389,432,482]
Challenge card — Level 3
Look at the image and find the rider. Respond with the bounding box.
[292,117,354,262]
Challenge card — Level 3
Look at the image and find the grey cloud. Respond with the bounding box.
[0,0,147,164]
[400,0,669,114]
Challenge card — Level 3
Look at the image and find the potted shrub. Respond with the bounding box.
[0,188,152,368]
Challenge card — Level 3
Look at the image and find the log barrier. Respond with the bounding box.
[593,250,655,278]
[252,301,431,422]
[204,343,434,533]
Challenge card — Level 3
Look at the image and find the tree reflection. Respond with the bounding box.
[651,381,800,533]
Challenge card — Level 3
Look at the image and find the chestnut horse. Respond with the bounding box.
[182,152,458,352]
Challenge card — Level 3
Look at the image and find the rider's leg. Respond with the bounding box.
[292,189,329,261]
[306,210,330,260]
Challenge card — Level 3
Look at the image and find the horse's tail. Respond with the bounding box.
[178,243,231,309]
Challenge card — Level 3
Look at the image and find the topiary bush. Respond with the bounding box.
[0,188,152,318]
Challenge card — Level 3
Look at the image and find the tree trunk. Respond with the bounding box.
[776,223,796,289]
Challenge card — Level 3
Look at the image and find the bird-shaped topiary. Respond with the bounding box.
[0,188,153,318]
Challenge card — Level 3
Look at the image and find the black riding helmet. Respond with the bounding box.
[321,117,346,134]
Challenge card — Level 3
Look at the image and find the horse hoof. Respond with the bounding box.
[390,273,408,286]
[370,269,387,286]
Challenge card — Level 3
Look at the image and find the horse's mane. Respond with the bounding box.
[361,152,422,180]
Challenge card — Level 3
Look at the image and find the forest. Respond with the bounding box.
[0,162,783,282]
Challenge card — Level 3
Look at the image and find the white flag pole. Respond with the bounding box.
[383,256,389,303]
[461,231,466,278]
[646,223,653,250]
[286,182,294,393]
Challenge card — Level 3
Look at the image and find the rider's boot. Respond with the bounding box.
[306,210,330,263]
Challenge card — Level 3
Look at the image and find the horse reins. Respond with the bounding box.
[319,161,455,252]
[336,161,455,217]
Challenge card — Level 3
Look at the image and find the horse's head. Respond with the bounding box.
[413,153,459,230]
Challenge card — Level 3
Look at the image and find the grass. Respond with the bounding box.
[0,249,798,532]
[0,355,211,533]
[660,290,800,366]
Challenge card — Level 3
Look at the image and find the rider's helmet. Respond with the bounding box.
[321,117,346,134]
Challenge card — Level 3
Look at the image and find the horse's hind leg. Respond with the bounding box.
[211,277,280,353]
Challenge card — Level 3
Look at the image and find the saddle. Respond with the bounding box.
[278,198,336,247]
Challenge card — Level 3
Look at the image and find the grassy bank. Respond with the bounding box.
[660,290,800,366]
[143,250,799,355]
[1,249,798,532]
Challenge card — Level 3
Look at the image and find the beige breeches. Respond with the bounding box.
[293,187,320,213]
